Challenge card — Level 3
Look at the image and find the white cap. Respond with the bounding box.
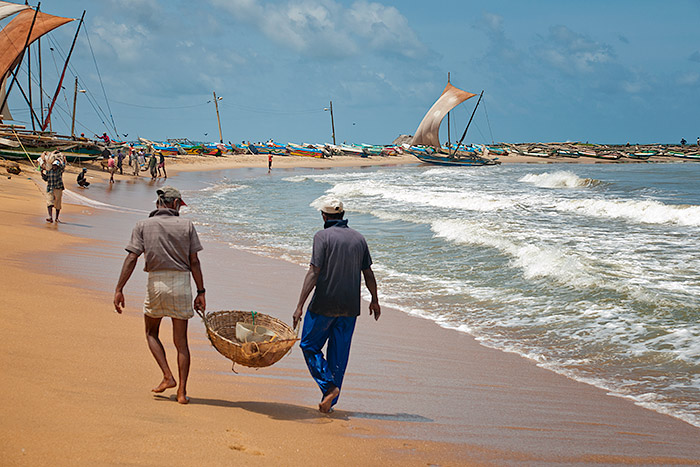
[320,198,344,214]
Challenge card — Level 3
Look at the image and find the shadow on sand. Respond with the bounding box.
[153,395,432,423]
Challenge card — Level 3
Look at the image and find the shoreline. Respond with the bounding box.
[2,156,700,464]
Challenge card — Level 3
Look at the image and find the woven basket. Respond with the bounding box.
[197,310,299,369]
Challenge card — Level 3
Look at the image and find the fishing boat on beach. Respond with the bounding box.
[0,2,112,162]
[407,80,499,167]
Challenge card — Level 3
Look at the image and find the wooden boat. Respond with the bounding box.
[0,5,99,157]
[626,151,656,160]
[408,80,500,167]
[287,143,324,158]
[666,152,700,160]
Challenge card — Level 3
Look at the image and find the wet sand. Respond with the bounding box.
[2,156,700,465]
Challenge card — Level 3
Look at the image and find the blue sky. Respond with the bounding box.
[4,0,700,145]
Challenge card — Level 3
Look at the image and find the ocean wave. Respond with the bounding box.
[556,198,700,226]
[323,181,514,213]
[430,218,596,286]
[192,181,248,196]
[520,170,601,188]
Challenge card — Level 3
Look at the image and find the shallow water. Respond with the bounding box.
[172,162,700,427]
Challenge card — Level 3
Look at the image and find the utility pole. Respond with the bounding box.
[213,91,223,143]
[325,100,336,145]
[71,77,85,138]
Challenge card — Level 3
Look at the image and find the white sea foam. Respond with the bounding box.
[556,198,700,226]
[520,170,600,188]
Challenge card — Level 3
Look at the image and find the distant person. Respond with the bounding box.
[148,153,158,181]
[681,138,687,146]
[129,148,139,176]
[268,154,273,172]
[99,132,111,144]
[113,186,206,405]
[157,151,167,179]
[77,167,90,188]
[42,159,65,223]
[108,154,116,183]
[293,198,381,413]
[78,133,87,141]
[697,137,699,146]
[117,150,125,175]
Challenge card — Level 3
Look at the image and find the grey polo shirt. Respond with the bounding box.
[125,208,203,272]
[308,219,372,317]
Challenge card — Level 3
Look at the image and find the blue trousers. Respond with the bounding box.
[300,311,357,407]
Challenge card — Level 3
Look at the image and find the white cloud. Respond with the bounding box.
[538,25,615,74]
[208,0,426,59]
[91,20,151,63]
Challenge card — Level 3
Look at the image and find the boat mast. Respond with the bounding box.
[452,90,483,157]
[39,35,43,124]
[42,10,85,131]
[27,13,33,132]
[446,72,451,150]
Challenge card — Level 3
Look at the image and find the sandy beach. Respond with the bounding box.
[2,153,700,466]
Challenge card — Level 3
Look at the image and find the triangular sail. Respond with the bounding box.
[0,9,74,85]
[412,83,476,148]
[0,1,28,21]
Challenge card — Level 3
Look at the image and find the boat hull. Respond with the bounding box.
[413,152,500,166]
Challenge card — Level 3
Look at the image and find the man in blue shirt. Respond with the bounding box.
[293,198,381,413]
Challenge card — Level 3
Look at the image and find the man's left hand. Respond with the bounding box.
[369,300,381,321]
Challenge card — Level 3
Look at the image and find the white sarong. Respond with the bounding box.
[143,270,194,320]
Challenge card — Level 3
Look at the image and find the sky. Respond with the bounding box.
[3,0,700,145]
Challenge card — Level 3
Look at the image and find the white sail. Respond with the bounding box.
[412,83,476,148]
[0,75,11,120]
[0,1,28,21]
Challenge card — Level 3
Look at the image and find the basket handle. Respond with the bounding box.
[195,308,207,329]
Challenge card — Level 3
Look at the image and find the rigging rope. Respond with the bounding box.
[482,98,495,145]
[84,24,118,136]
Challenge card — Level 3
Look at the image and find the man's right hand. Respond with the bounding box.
[113,290,125,314]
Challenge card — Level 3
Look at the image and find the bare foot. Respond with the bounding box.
[46,218,53,223]
[152,377,176,393]
[319,386,339,413]
[177,392,189,404]
[55,219,62,223]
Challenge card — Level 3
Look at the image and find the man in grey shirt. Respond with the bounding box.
[293,198,380,413]
[114,186,205,404]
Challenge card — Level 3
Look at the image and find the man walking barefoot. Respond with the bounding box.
[42,159,65,223]
[293,198,380,413]
[113,186,206,404]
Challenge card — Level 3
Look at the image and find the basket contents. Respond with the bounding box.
[235,322,278,343]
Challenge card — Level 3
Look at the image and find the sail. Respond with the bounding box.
[0,1,28,21]
[411,83,477,148]
[0,9,74,82]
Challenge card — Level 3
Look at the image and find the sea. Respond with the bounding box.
[173,162,699,428]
